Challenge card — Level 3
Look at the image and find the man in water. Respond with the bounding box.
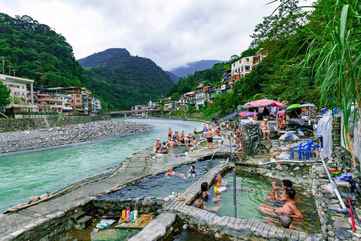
[259,188,303,228]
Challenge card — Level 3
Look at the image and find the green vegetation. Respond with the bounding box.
[168,0,323,120]
[0,82,10,109]
[168,63,225,99]
[0,13,83,87]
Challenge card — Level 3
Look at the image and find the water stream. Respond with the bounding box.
[0,118,202,212]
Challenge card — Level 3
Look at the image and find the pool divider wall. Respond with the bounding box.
[128,212,177,241]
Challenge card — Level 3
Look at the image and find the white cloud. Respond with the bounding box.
[1,0,277,69]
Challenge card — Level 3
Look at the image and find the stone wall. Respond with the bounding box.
[239,161,317,187]
[10,197,163,241]
[0,114,110,133]
[0,120,151,153]
[311,165,360,241]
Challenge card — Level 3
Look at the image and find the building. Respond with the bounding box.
[195,84,212,109]
[230,49,266,83]
[91,97,102,113]
[231,56,254,81]
[183,91,196,106]
[0,74,37,113]
[45,87,94,114]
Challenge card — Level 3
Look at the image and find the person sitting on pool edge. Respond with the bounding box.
[259,188,304,228]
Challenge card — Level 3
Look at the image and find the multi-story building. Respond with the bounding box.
[45,87,94,114]
[230,49,266,83]
[231,56,254,81]
[35,91,74,113]
[0,74,37,113]
[183,91,196,106]
[195,84,212,109]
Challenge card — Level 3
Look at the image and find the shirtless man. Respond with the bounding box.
[259,188,303,228]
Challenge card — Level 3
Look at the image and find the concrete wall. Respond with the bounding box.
[0,115,110,133]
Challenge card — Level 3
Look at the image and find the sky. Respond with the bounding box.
[1,0,277,70]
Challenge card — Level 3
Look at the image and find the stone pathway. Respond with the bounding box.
[164,201,320,241]
[0,145,221,241]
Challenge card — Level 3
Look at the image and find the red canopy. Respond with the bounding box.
[244,99,285,109]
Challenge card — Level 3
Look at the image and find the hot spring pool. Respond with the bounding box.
[206,170,321,233]
[99,158,222,201]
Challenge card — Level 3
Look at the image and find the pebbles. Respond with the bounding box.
[0,121,151,153]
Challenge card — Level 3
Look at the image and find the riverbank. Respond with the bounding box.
[0,120,151,154]
[0,142,223,241]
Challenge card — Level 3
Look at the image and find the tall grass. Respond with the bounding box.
[305,0,361,134]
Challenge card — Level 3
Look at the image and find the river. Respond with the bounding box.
[0,118,202,212]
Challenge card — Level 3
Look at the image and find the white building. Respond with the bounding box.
[0,74,37,112]
[92,97,102,113]
[231,56,254,81]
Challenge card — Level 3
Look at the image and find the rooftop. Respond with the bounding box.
[0,74,34,84]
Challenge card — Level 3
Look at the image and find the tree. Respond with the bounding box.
[0,81,10,110]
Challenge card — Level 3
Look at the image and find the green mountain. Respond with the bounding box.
[0,13,82,87]
[79,48,175,110]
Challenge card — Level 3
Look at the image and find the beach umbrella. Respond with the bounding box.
[286,104,302,111]
[244,99,285,109]
[300,103,316,108]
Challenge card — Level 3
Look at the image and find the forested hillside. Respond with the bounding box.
[169,62,226,99]
[80,48,174,110]
[0,13,83,87]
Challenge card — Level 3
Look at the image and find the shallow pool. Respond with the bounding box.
[99,158,222,201]
[63,218,139,241]
[206,170,320,233]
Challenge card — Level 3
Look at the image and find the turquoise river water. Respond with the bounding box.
[0,118,202,212]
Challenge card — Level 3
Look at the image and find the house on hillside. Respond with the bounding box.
[0,74,37,114]
[195,84,212,109]
[230,49,266,83]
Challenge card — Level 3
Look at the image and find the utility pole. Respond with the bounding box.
[228,133,237,218]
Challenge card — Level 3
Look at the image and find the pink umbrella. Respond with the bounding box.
[244,99,285,109]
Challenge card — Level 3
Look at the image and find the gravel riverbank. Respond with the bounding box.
[0,120,151,154]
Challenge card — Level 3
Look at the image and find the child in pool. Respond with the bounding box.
[188,164,196,178]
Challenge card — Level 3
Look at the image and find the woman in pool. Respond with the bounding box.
[165,167,186,179]
[160,142,169,154]
[259,188,303,228]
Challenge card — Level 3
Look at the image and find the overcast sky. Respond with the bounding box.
[1,0,277,70]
